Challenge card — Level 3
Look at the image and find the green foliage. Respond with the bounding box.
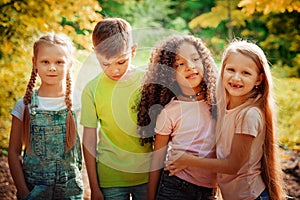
[99,0,176,28]
[260,12,300,77]
[274,78,300,150]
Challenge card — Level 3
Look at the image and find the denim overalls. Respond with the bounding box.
[21,91,83,200]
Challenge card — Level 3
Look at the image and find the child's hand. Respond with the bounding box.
[164,151,191,176]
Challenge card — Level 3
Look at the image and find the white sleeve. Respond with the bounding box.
[11,98,25,121]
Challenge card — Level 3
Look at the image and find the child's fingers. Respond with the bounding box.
[164,162,175,170]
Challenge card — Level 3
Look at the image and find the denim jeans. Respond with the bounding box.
[19,184,83,200]
[156,171,216,200]
[255,189,269,200]
[101,183,147,200]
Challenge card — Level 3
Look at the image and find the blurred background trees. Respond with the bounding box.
[1,0,299,152]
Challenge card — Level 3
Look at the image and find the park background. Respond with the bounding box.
[0,0,299,199]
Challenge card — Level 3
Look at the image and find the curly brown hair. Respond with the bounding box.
[137,35,218,145]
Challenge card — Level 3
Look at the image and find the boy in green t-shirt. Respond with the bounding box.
[80,17,152,199]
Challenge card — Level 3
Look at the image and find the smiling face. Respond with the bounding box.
[174,41,203,95]
[33,43,71,87]
[223,52,263,108]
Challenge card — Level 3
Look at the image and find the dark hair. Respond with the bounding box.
[137,35,218,145]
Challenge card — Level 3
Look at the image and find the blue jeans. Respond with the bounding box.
[255,189,269,200]
[101,183,147,200]
[19,184,83,200]
[156,171,216,200]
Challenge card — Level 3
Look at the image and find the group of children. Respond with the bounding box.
[8,17,286,200]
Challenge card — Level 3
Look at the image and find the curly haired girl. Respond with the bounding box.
[137,35,218,200]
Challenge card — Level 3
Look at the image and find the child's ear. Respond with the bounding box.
[256,73,264,86]
[32,57,37,70]
[131,44,137,58]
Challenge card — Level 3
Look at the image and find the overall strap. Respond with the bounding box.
[30,89,39,108]
[30,89,39,115]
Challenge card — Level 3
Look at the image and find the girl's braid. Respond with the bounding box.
[22,67,38,150]
[65,71,76,152]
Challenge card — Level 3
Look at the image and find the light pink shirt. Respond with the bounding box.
[217,105,266,200]
[155,98,217,188]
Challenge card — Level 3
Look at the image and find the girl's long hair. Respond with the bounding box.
[137,35,218,145]
[216,39,286,200]
[23,32,76,152]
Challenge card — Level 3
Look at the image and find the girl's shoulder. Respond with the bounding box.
[162,97,179,109]
[237,106,263,123]
[243,106,262,117]
[11,98,25,120]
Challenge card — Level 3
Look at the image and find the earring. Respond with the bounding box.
[255,85,258,89]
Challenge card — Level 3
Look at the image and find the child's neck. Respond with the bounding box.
[38,85,65,97]
[120,65,135,80]
[177,92,205,102]
[227,97,248,109]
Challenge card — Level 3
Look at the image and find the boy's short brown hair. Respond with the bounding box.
[92,17,132,59]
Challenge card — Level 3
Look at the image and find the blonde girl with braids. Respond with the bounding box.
[137,35,218,200]
[8,32,83,199]
[166,40,286,200]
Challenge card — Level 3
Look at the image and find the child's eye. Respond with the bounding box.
[118,60,127,65]
[226,67,234,72]
[180,63,185,66]
[242,71,250,75]
[42,60,49,64]
[56,61,65,65]
[193,57,200,62]
[175,63,185,67]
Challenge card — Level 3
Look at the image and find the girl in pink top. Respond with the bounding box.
[166,40,286,200]
[137,35,218,200]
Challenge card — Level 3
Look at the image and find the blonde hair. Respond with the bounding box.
[216,39,286,200]
[23,32,76,152]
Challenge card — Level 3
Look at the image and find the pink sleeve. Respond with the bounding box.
[235,107,263,137]
[154,108,173,135]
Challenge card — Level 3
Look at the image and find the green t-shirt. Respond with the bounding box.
[80,67,152,188]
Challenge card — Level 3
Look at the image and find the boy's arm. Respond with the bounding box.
[82,127,104,200]
[148,134,169,200]
[8,116,30,198]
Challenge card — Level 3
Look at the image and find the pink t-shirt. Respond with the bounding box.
[217,105,266,200]
[155,98,217,188]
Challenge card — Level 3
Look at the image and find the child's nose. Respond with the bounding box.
[186,62,196,70]
[48,64,56,71]
[112,67,120,73]
[233,72,241,80]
